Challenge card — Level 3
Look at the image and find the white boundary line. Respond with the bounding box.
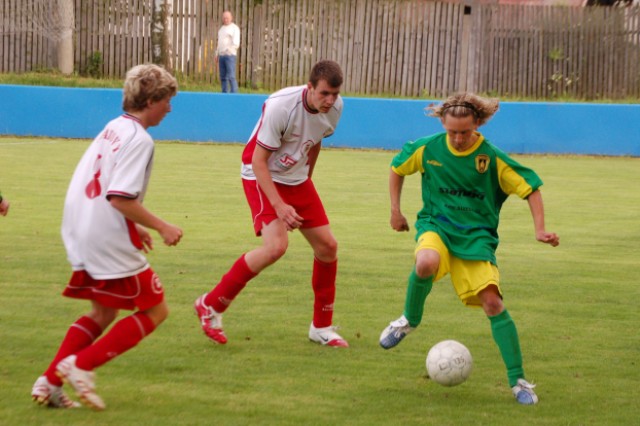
[0,140,60,146]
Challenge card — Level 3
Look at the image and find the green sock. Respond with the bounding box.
[403,269,433,327]
[489,309,525,387]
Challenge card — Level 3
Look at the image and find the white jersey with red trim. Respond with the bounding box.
[241,85,343,185]
[61,114,154,279]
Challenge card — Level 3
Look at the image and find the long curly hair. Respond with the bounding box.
[426,93,499,126]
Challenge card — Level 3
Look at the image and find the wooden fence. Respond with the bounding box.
[1,0,640,100]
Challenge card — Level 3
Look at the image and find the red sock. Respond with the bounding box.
[312,258,337,328]
[75,312,155,371]
[44,316,103,386]
[205,254,257,313]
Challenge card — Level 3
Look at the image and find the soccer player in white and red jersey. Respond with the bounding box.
[195,60,349,348]
[31,64,183,411]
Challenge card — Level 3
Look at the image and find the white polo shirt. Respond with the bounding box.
[241,85,343,185]
[217,23,240,56]
[62,114,154,279]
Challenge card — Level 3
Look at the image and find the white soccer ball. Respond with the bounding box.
[426,340,473,387]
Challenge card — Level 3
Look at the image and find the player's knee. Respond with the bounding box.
[316,238,338,261]
[480,287,504,316]
[415,259,438,278]
[264,242,288,264]
[145,303,169,326]
[415,265,435,278]
[154,305,170,326]
[483,301,503,317]
[326,237,338,256]
[415,249,439,278]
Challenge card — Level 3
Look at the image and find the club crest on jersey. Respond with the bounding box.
[475,154,490,174]
[277,154,298,169]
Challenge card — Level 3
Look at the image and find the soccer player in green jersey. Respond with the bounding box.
[379,92,560,405]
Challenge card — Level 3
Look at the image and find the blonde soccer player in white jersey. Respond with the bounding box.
[195,60,349,348]
[31,64,183,411]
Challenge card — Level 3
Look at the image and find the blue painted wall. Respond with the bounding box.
[1,85,638,156]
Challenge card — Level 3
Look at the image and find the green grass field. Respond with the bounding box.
[0,137,638,425]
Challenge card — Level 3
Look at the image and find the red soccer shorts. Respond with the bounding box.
[62,268,164,311]
[242,178,329,236]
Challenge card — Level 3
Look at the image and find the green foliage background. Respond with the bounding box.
[2,72,639,103]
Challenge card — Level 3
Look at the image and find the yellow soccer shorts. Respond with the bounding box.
[415,231,502,307]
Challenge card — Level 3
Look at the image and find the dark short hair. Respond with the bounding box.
[309,60,343,88]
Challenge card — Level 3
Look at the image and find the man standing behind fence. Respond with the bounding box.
[216,11,240,93]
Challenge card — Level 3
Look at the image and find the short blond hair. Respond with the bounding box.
[426,93,499,126]
[122,64,178,112]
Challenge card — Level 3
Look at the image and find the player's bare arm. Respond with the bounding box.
[526,190,559,247]
[389,169,410,232]
[135,224,153,253]
[109,196,183,246]
[251,145,303,231]
[306,142,321,178]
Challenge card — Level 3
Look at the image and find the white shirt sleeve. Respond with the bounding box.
[256,103,288,151]
[107,137,154,199]
[232,24,240,50]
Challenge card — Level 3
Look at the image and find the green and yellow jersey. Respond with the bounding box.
[391,132,542,264]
